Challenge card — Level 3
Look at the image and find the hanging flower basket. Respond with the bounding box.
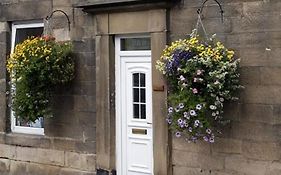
[156,30,242,143]
[7,36,75,122]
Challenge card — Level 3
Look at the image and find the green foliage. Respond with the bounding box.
[156,30,242,143]
[7,37,75,122]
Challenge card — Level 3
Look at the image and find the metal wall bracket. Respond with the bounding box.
[197,0,224,23]
[45,10,71,31]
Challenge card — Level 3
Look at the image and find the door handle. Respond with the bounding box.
[147,122,152,125]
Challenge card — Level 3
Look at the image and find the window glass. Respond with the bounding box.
[15,27,43,45]
[11,23,44,133]
[121,38,151,51]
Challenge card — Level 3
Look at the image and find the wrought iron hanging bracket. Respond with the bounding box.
[197,0,224,23]
[45,10,71,31]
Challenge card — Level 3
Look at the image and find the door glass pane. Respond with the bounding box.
[133,73,139,87]
[133,88,139,102]
[140,88,146,103]
[140,73,145,87]
[141,104,146,119]
[133,104,139,119]
[121,38,151,51]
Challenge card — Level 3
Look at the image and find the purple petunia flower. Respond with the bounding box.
[194,120,200,127]
[175,132,181,138]
[166,118,172,124]
[177,118,183,124]
[203,136,209,142]
[209,137,215,143]
[206,128,212,134]
[168,107,173,113]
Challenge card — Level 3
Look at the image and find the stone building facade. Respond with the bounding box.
[0,0,280,175]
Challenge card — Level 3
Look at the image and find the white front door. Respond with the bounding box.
[116,36,153,175]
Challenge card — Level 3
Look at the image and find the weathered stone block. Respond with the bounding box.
[74,95,96,112]
[225,155,269,175]
[75,140,95,154]
[242,141,280,161]
[65,151,96,171]
[0,159,10,173]
[266,162,281,175]
[45,123,83,139]
[0,0,52,21]
[241,85,281,104]
[0,22,9,32]
[239,47,281,67]
[10,160,27,175]
[26,162,60,175]
[0,144,16,159]
[172,149,224,170]
[239,67,260,85]
[240,103,276,124]
[173,137,211,154]
[60,168,96,175]
[53,28,71,41]
[260,67,281,85]
[173,166,212,175]
[16,147,64,166]
[52,137,77,152]
[230,121,278,141]
[5,133,51,148]
[211,138,242,154]
[172,149,199,167]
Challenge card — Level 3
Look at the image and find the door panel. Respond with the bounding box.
[116,36,153,175]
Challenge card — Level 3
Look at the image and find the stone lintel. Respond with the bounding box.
[74,0,179,14]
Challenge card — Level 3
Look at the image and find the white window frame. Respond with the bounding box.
[10,22,45,135]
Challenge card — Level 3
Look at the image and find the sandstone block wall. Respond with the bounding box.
[170,0,281,174]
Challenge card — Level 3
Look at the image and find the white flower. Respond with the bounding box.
[190,110,196,116]
[196,69,203,75]
[220,97,224,102]
[212,112,216,116]
[214,80,220,85]
[178,103,184,109]
[194,120,200,127]
[168,107,173,113]
[196,104,202,110]
[183,112,190,119]
[179,75,185,81]
[210,105,217,110]
[206,128,212,134]
[182,83,188,87]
